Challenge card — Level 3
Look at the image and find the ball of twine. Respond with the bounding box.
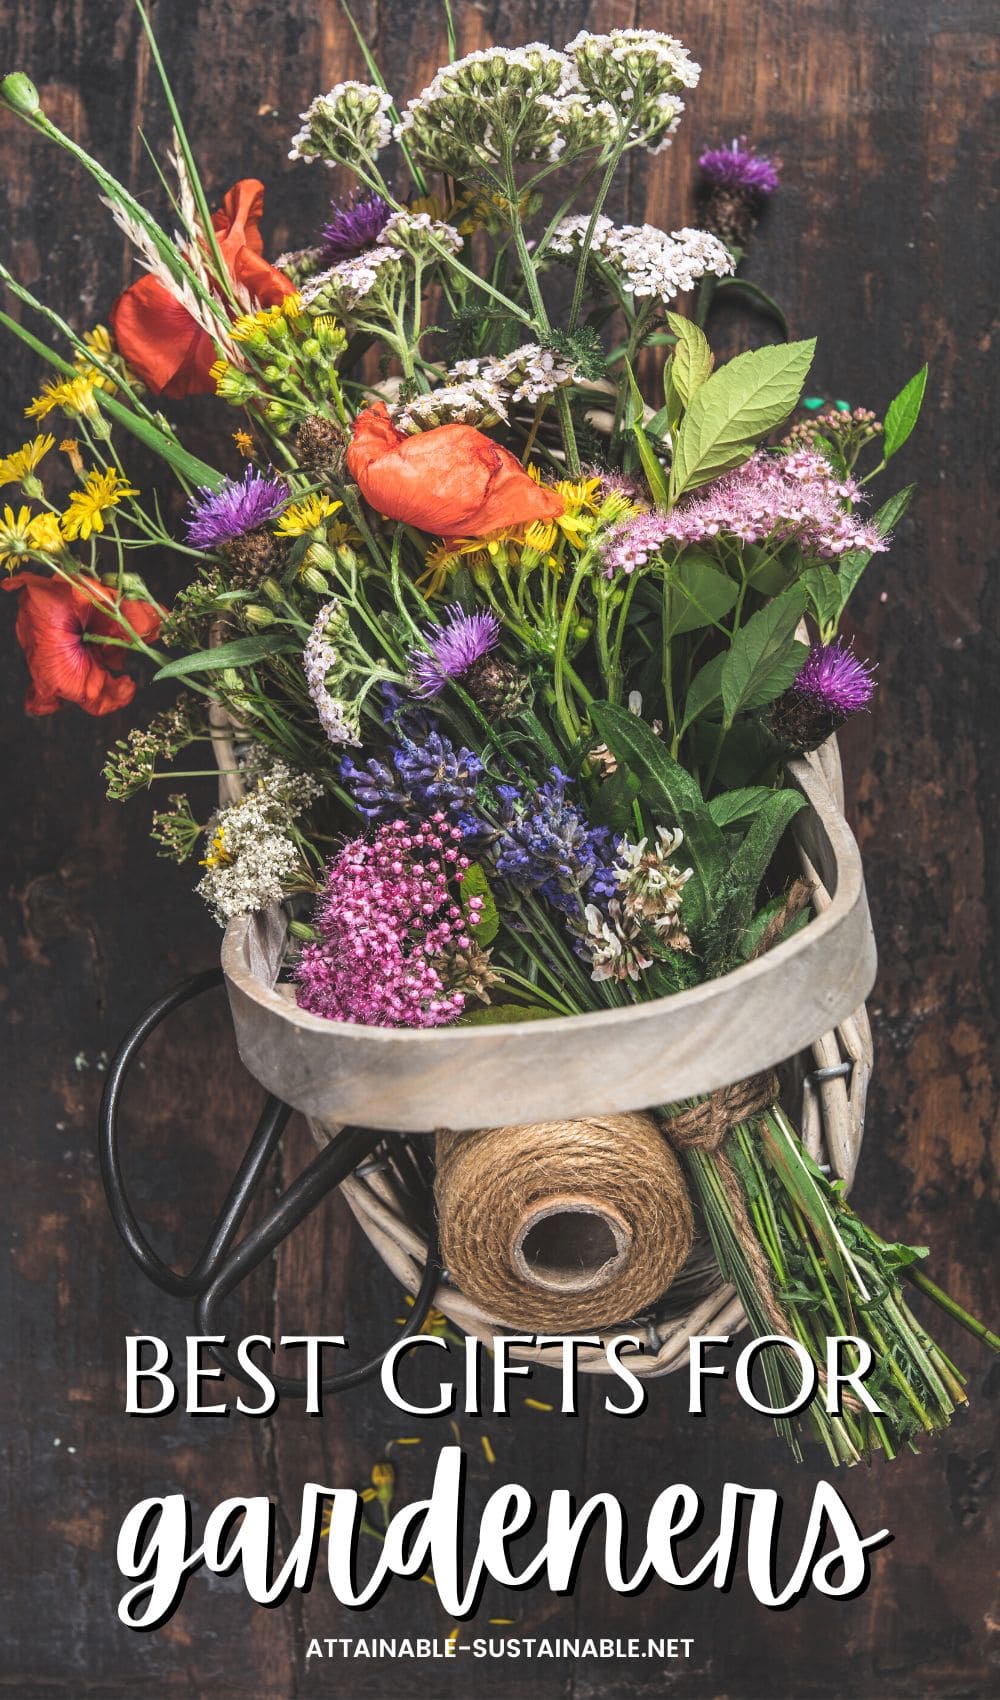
[434,1114,694,1331]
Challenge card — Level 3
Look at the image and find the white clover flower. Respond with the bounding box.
[551,215,733,301]
[565,28,700,153]
[615,826,692,947]
[582,900,654,983]
[196,761,322,926]
[303,601,362,746]
[290,82,393,167]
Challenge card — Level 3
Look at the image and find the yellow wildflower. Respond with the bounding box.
[200,825,232,870]
[83,325,114,360]
[26,511,64,554]
[230,303,285,343]
[274,493,342,537]
[61,466,139,542]
[524,471,602,555]
[232,429,255,458]
[0,433,55,492]
[0,505,36,569]
[326,517,363,548]
[25,376,99,421]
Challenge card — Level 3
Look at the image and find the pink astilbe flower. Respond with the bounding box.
[294,814,482,1027]
[599,449,888,575]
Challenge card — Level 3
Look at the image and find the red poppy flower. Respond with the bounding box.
[109,179,296,397]
[2,572,161,716]
[346,402,566,539]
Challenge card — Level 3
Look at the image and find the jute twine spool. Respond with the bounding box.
[434,1113,694,1330]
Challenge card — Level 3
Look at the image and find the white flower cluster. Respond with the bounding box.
[289,82,393,168]
[303,601,362,746]
[393,342,579,434]
[395,44,608,174]
[565,28,700,154]
[452,341,579,405]
[379,209,463,262]
[196,762,322,926]
[301,247,404,315]
[550,216,734,301]
[394,378,509,434]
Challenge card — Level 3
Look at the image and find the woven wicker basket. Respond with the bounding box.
[220,730,874,1377]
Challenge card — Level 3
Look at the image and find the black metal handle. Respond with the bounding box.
[98,969,441,1396]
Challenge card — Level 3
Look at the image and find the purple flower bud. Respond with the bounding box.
[409,603,501,698]
[320,190,392,261]
[699,139,780,196]
[185,467,288,549]
[793,641,876,717]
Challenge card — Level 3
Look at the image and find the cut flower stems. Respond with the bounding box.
[1,2,994,1461]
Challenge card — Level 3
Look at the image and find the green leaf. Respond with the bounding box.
[800,564,843,635]
[720,589,809,726]
[708,786,776,829]
[882,364,927,461]
[679,651,725,734]
[723,789,807,911]
[152,633,299,681]
[669,338,816,500]
[874,483,916,535]
[589,702,727,933]
[458,1003,555,1025]
[624,357,669,504]
[665,311,714,407]
[459,862,499,945]
[711,277,790,338]
[663,553,738,637]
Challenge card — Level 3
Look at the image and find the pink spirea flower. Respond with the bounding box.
[294,814,474,1027]
[600,448,889,574]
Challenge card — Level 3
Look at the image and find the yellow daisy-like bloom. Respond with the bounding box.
[326,517,363,548]
[26,511,64,554]
[0,433,55,490]
[274,493,343,537]
[25,376,99,422]
[0,505,61,568]
[231,294,304,345]
[61,466,139,542]
[523,471,602,556]
[232,429,255,458]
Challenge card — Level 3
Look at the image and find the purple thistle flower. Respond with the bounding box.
[409,604,500,698]
[792,641,876,717]
[699,139,781,197]
[320,190,392,261]
[185,467,288,550]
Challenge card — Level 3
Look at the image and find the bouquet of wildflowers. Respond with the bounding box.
[2,5,994,1463]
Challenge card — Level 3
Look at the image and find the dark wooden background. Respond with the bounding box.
[1,2,996,1696]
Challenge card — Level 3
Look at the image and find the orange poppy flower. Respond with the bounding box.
[3,572,161,716]
[109,179,295,397]
[346,402,565,539]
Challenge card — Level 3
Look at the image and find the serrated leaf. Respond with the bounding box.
[663,553,738,638]
[459,861,499,945]
[680,651,726,735]
[801,564,843,635]
[883,365,927,461]
[152,633,299,680]
[589,702,727,934]
[721,590,809,726]
[665,312,714,407]
[708,786,776,829]
[874,483,916,535]
[669,338,816,501]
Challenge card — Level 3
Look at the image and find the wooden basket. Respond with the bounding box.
[221,735,874,1375]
